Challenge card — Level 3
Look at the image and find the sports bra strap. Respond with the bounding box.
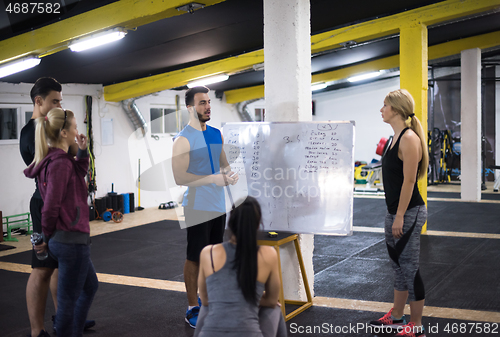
[210,245,215,273]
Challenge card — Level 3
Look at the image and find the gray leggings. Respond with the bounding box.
[194,305,287,337]
[385,205,427,302]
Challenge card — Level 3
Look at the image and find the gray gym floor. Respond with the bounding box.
[1,192,499,336]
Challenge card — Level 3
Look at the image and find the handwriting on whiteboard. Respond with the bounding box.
[222,122,355,235]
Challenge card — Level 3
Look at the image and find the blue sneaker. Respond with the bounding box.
[185,306,200,328]
[198,297,202,306]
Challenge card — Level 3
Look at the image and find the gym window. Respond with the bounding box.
[150,106,187,136]
[0,105,33,145]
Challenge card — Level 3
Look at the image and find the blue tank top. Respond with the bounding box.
[175,124,225,212]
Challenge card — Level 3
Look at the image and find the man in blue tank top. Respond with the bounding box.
[172,86,238,328]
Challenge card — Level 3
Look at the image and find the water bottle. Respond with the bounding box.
[30,233,48,260]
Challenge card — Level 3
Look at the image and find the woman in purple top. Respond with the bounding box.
[24,108,98,337]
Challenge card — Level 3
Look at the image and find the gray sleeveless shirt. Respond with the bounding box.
[200,242,265,336]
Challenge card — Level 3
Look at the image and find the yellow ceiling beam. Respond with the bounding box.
[311,56,400,84]
[224,30,500,103]
[224,56,400,104]
[310,0,500,53]
[0,0,225,64]
[428,30,500,59]
[103,50,264,101]
[225,85,265,104]
[103,0,499,102]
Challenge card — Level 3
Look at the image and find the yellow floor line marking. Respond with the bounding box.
[353,226,500,239]
[354,195,386,199]
[354,194,500,204]
[427,197,500,204]
[0,261,31,273]
[424,230,500,239]
[0,261,187,292]
[314,297,500,323]
[2,261,499,323]
[353,226,385,233]
[97,273,186,292]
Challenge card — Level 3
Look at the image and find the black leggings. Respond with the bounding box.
[385,205,427,302]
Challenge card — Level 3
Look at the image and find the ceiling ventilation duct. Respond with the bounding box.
[122,99,147,135]
[236,99,260,122]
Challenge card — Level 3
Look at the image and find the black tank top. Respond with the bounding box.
[382,128,424,214]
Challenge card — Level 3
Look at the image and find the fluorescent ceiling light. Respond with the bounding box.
[69,28,127,52]
[0,56,41,79]
[253,63,265,72]
[347,71,382,82]
[187,74,229,88]
[311,83,328,91]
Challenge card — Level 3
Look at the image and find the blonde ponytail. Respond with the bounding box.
[33,116,49,166]
[385,89,429,180]
[410,115,429,180]
[32,108,75,167]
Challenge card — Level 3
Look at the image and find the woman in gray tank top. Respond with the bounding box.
[194,197,287,337]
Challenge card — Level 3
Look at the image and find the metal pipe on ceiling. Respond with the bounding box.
[121,98,147,135]
[236,99,260,122]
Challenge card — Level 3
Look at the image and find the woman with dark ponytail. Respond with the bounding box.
[194,197,286,337]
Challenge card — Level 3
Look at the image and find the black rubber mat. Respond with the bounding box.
[1,201,499,337]
[313,234,500,312]
[353,197,500,233]
[426,202,500,233]
[285,305,500,337]
[90,220,186,281]
[0,243,15,251]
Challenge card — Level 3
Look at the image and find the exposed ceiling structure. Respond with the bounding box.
[0,0,499,103]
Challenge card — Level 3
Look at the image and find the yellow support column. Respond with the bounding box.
[399,23,429,232]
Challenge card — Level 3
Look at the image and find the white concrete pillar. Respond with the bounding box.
[461,48,482,201]
[264,0,312,121]
[263,0,314,300]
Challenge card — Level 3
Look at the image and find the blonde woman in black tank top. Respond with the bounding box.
[369,89,429,337]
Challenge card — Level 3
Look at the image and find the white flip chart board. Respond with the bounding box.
[223,121,355,235]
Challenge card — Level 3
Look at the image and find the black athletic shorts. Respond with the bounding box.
[185,209,226,263]
[30,196,58,269]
